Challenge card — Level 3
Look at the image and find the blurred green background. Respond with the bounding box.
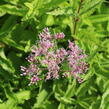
[0,0,109,109]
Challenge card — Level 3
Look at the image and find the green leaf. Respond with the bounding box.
[42,15,55,26]
[0,16,17,32]
[45,0,67,9]
[89,96,101,109]
[93,53,109,80]
[1,37,25,51]
[78,101,90,109]
[22,0,44,21]
[0,4,26,16]
[47,7,73,16]
[0,48,15,73]
[65,79,76,98]
[15,90,30,104]
[0,85,30,109]
[107,21,109,32]
[80,0,104,15]
[76,81,91,97]
[94,63,109,80]
[43,100,58,109]
[33,82,52,108]
[96,77,105,93]
[57,80,76,109]
[100,89,109,109]
[0,16,17,38]
[87,14,109,23]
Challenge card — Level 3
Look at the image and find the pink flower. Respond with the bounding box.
[46,72,51,80]
[56,48,67,58]
[40,40,53,50]
[29,64,38,73]
[68,40,75,49]
[56,48,67,64]
[20,28,88,85]
[39,28,51,40]
[52,71,59,79]
[54,32,65,39]
[26,54,36,62]
[67,40,88,82]
[20,66,27,75]
[29,75,41,85]
[31,46,41,56]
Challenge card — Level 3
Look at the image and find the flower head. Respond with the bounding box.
[39,27,51,40]
[20,28,88,85]
[54,32,65,39]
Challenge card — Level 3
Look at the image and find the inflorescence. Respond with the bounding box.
[20,28,88,85]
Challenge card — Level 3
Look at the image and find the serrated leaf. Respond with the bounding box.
[47,7,73,16]
[93,62,109,80]
[1,86,30,109]
[22,0,44,21]
[80,0,104,15]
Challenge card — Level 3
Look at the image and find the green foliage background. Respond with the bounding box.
[0,0,109,109]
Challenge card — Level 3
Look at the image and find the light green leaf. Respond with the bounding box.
[80,0,104,15]
[88,14,109,23]
[0,4,26,16]
[100,89,109,109]
[47,7,73,16]
[107,21,109,32]
[33,82,52,108]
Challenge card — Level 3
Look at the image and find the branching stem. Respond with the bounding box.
[73,0,84,35]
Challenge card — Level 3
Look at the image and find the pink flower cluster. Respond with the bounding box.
[67,40,88,83]
[20,28,88,85]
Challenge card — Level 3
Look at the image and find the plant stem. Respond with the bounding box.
[73,0,84,35]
